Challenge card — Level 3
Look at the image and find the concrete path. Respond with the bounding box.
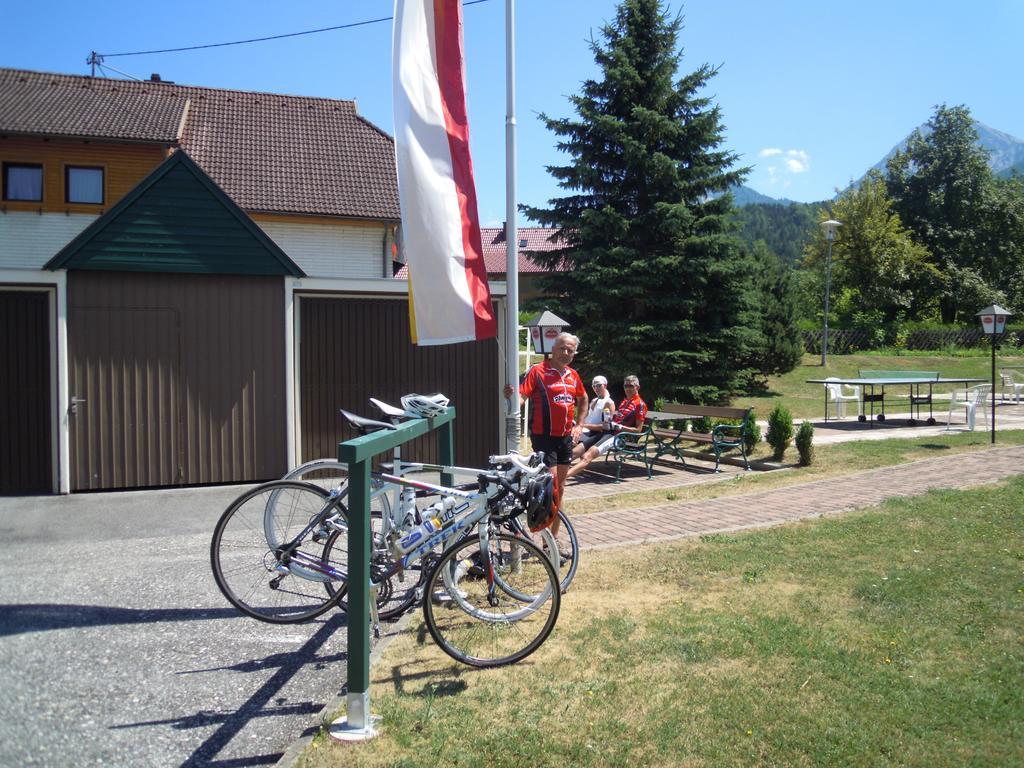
[0,484,351,768]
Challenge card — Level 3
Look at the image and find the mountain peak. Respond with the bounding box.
[863,119,1024,182]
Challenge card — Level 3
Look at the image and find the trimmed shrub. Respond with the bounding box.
[744,416,762,455]
[796,420,814,466]
[766,404,794,461]
[691,415,713,434]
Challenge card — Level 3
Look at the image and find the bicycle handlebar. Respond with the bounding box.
[488,451,540,473]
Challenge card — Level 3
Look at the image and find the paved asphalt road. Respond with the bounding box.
[0,484,350,767]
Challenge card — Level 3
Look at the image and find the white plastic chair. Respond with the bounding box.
[823,377,861,419]
[946,384,991,431]
[999,370,1024,404]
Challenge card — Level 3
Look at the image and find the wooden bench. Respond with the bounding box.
[604,402,754,480]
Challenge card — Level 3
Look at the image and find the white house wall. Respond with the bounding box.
[0,212,96,269]
[257,220,392,279]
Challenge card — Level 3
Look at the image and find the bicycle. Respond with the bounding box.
[211,449,562,667]
[280,397,580,597]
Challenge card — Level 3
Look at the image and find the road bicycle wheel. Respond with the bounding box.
[505,509,579,593]
[423,532,560,668]
[211,481,348,624]
[551,510,580,592]
[282,458,348,489]
[320,520,427,621]
[274,459,392,550]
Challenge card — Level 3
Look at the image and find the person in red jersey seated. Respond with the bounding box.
[565,374,648,481]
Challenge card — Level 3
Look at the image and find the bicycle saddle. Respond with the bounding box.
[340,408,396,434]
[369,397,407,422]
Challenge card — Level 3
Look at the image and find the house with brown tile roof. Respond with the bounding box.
[0,67,504,495]
[396,225,569,300]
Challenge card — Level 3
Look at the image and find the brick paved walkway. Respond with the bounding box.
[572,444,1024,550]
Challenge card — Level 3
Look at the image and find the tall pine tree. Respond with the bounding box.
[524,0,759,404]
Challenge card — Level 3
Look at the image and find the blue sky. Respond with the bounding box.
[4,0,1020,224]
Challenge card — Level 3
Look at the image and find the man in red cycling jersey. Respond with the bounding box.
[566,374,648,480]
[504,332,587,531]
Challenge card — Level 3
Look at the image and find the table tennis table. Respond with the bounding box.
[806,373,987,426]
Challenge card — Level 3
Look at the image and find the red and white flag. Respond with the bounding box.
[393,0,497,345]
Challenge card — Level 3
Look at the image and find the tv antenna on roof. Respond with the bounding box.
[87,51,104,78]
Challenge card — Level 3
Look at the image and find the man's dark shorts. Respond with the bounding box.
[578,429,605,452]
[530,433,573,467]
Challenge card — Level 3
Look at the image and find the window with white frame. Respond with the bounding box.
[3,163,43,201]
[66,166,104,204]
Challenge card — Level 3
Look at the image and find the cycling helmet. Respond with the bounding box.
[524,473,555,531]
[400,392,450,418]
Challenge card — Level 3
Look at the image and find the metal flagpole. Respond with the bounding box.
[504,0,521,452]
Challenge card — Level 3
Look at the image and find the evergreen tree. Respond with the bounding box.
[524,0,759,404]
[886,105,1005,322]
[750,241,802,377]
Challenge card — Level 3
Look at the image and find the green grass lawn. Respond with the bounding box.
[565,429,1024,516]
[741,352,1024,421]
[300,478,1024,768]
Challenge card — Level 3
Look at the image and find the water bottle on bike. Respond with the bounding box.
[392,516,443,555]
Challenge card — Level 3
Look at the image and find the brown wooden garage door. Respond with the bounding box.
[299,295,500,467]
[68,272,286,490]
[0,290,52,495]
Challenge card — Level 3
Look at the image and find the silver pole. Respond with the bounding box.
[822,237,833,367]
[504,0,521,452]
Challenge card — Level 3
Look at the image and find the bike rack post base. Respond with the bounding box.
[328,691,380,742]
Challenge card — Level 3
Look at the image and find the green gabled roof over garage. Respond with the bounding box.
[45,150,304,276]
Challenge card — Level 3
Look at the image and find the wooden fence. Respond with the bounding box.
[801,327,1024,354]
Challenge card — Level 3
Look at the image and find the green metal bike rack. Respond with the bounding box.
[328,406,456,741]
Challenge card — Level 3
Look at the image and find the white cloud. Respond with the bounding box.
[756,148,810,184]
[785,149,810,173]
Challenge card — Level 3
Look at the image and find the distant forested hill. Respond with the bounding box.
[729,184,797,207]
[733,201,821,264]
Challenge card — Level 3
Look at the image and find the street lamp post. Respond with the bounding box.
[820,219,842,367]
[976,304,1012,444]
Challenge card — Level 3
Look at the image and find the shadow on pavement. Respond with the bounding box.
[0,603,240,636]
[113,611,349,767]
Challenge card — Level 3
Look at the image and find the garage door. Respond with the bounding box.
[0,290,52,495]
[299,295,500,467]
[68,272,286,490]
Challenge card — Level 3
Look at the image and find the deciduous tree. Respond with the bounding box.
[804,172,936,341]
[886,105,1008,322]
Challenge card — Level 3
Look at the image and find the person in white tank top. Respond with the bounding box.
[574,375,614,458]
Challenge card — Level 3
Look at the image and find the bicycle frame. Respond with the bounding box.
[274,455,550,591]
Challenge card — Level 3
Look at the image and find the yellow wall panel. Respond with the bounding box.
[0,137,167,215]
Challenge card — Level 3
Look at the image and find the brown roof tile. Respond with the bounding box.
[394,226,569,279]
[480,226,568,274]
[0,68,186,141]
[0,68,400,220]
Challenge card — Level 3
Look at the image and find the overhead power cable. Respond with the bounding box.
[95,0,491,59]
